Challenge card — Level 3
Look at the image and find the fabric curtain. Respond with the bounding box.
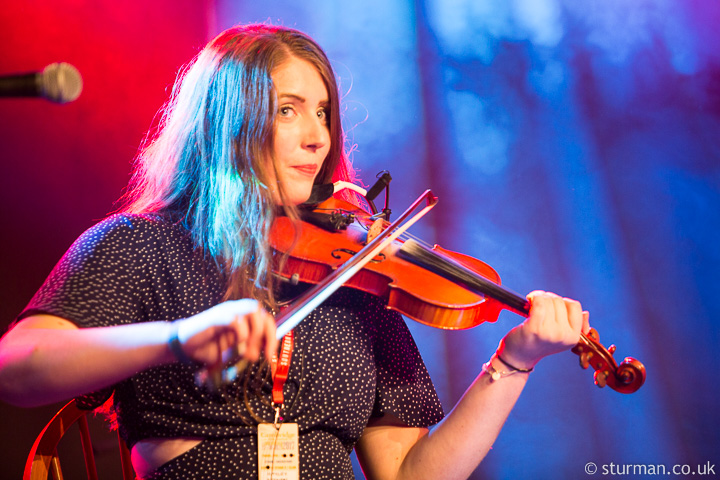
[217,1,719,477]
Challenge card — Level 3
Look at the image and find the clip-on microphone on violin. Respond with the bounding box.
[299,171,394,231]
[365,171,392,221]
[300,184,356,232]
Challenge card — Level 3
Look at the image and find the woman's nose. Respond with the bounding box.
[302,117,329,153]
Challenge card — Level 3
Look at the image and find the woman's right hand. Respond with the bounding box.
[171,299,277,368]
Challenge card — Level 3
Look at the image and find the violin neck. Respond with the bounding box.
[397,240,530,317]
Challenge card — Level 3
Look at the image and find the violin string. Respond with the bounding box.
[381,222,435,250]
[397,229,433,248]
[354,212,436,250]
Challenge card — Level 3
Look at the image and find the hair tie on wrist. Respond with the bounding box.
[496,353,534,373]
[168,322,194,365]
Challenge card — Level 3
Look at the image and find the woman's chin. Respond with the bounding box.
[272,188,314,206]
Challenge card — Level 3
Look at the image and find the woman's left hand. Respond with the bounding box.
[497,290,590,370]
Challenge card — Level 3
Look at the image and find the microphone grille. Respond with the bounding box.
[41,63,83,103]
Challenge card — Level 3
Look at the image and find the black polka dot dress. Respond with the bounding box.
[19,214,444,479]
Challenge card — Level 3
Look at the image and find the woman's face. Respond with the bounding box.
[267,55,331,205]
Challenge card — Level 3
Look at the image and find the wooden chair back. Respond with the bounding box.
[23,399,134,480]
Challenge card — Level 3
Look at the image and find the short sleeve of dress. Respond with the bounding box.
[366,300,445,428]
[16,214,160,408]
[17,214,154,329]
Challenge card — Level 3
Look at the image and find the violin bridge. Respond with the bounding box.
[365,218,386,244]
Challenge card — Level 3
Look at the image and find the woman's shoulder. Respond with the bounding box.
[76,213,185,246]
[87,212,179,234]
[61,213,192,268]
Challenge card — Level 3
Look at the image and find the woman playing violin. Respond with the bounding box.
[0,24,588,479]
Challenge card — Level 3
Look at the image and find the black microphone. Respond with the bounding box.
[0,62,83,103]
[365,171,392,202]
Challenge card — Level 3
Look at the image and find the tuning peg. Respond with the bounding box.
[594,370,608,388]
[579,351,592,370]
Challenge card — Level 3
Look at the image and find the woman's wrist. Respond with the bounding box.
[482,352,533,383]
[495,352,534,373]
[495,336,540,371]
[167,320,195,365]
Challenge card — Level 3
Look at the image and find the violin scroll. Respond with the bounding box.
[572,328,646,394]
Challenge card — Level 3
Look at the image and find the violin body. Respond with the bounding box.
[271,197,505,330]
[269,192,646,394]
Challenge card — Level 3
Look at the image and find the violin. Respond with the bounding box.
[269,188,646,394]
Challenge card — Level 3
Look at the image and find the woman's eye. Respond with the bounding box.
[317,108,328,123]
[279,106,295,117]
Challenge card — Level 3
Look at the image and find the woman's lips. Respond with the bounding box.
[291,164,318,177]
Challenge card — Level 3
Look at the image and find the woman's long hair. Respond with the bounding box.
[122,24,355,307]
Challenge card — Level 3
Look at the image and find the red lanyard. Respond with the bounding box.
[271,331,294,406]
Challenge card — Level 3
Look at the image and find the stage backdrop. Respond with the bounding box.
[1,1,718,478]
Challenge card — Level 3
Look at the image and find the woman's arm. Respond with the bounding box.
[0,299,277,407]
[355,291,589,480]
